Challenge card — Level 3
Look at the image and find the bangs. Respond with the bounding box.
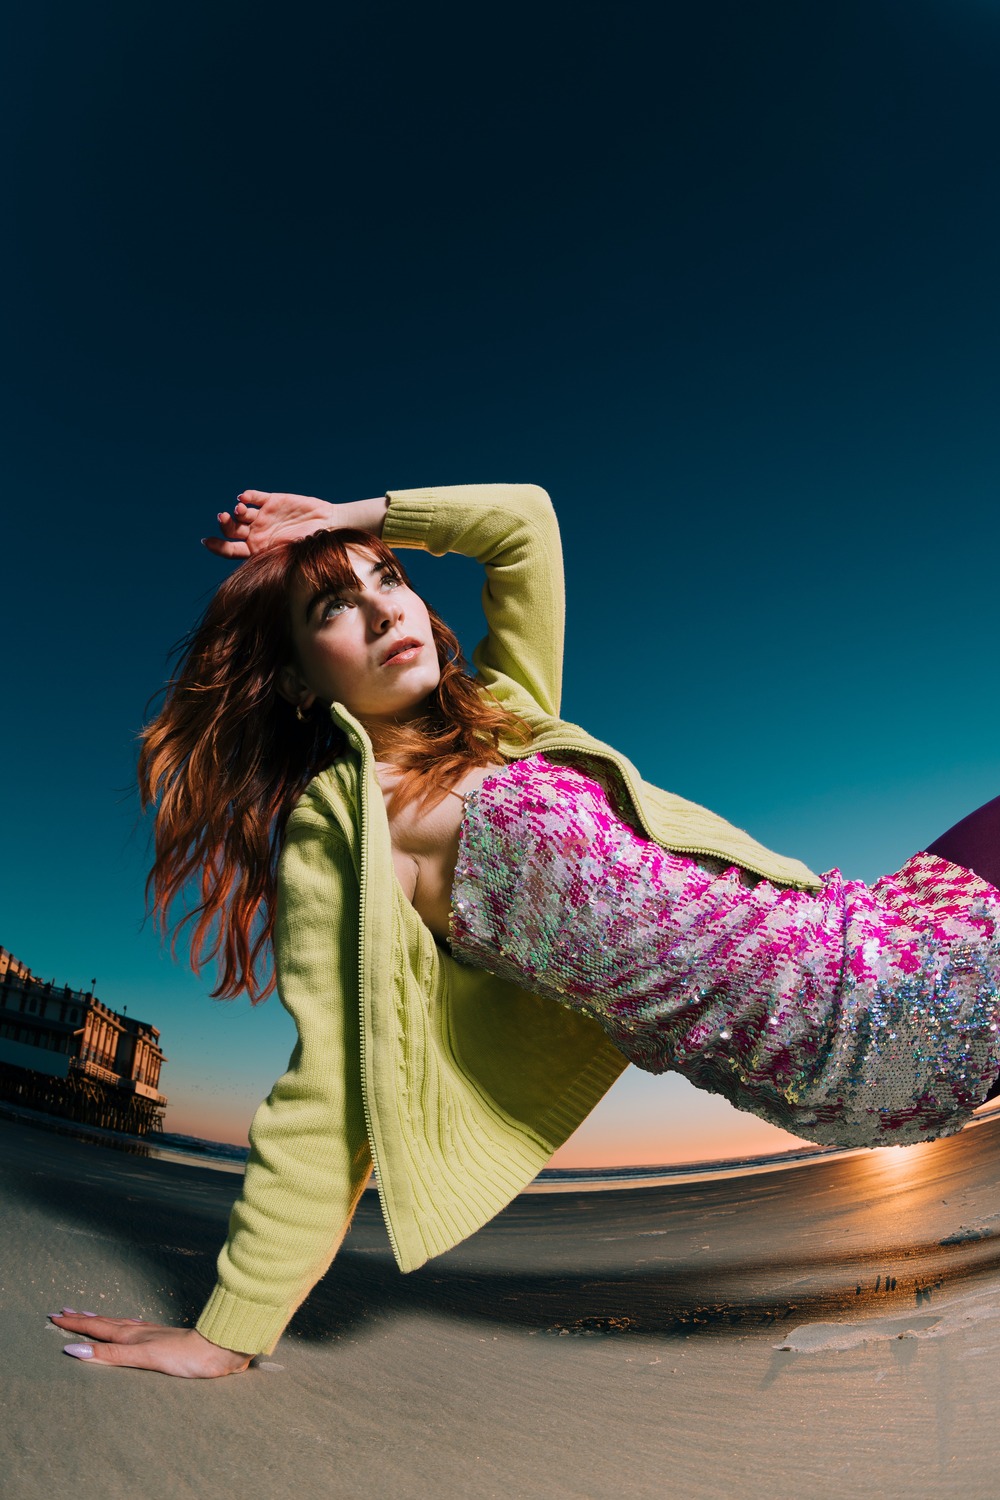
[288,528,413,601]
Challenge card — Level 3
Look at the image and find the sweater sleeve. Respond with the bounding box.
[194,801,372,1357]
[381,483,565,719]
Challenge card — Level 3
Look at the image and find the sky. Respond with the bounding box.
[4,0,1000,1165]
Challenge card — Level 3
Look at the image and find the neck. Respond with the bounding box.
[360,714,423,761]
[365,725,396,759]
[356,692,437,759]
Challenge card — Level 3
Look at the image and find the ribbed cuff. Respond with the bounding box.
[195,1284,292,1358]
[382,490,439,549]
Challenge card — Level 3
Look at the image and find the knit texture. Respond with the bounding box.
[195,483,821,1357]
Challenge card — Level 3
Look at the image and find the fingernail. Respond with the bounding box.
[80,1311,97,1317]
[64,1344,94,1359]
[60,1307,77,1314]
[126,1318,146,1323]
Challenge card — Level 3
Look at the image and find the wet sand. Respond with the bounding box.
[6,1111,1000,1499]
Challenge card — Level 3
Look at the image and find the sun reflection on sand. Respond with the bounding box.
[837,1139,943,1201]
[844,1108,1000,1195]
[864,1143,928,1177]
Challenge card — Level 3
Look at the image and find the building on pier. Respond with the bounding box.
[0,945,167,1135]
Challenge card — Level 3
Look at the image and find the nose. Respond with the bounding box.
[366,591,402,634]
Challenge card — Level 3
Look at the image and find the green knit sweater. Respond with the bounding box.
[194,484,822,1357]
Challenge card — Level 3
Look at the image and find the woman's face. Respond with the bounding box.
[283,545,441,728]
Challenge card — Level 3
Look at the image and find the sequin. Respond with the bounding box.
[448,754,1000,1148]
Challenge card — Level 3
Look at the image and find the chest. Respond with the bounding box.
[374,761,502,914]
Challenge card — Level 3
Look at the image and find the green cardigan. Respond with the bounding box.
[195,484,822,1357]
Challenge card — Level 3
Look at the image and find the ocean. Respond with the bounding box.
[0,1099,854,1183]
[5,1097,998,1184]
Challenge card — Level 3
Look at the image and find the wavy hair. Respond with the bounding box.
[138,529,531,1002]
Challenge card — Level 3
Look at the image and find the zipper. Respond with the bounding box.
[341,705,807,1262]
[504,734,802,886]
[353,733,404,1265]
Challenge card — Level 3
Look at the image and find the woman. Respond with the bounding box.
[50,483,1000,1377]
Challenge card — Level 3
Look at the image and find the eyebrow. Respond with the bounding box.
[304,561,391,623]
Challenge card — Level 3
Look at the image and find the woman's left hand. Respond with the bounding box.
[204,490,339,559]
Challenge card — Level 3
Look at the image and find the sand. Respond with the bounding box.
[6,1111,1000,1500]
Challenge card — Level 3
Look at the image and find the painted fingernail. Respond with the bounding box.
[80,1311,98,1317]
[64,1344,94,1359]
[60,1307,77,1314]
[126,1318,146,1323]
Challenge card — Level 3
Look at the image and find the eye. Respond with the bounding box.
[381,572,403,590]
[320,596,350,620]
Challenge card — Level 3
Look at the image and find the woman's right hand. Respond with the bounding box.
[204,490,388,559]
[48,1311,254,1378]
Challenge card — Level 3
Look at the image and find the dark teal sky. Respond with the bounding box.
[4,1,1000,1154]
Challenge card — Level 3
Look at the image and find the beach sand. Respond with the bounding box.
[6,1112,1000,1500]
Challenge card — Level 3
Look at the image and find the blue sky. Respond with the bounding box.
[4,0,1000,1159]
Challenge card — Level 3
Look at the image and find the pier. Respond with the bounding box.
[0,946,167,1135]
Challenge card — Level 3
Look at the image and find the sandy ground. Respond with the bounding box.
[6,1112,1000,1500]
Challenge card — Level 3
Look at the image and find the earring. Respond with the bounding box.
[295,703,308,723]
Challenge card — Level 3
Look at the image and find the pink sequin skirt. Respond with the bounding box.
[448,754,1000,1148]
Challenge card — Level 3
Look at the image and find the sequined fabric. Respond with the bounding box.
[448,754,1000,1148]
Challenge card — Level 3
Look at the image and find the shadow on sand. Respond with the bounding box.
[6,1112,1000,1346]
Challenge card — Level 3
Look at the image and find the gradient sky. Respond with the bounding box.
[4,1,1000,1164]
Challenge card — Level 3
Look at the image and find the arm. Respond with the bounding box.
[53,798,372,1374]
[382,483,565,720]
[206,484,566,721]
[196,800,372,1356]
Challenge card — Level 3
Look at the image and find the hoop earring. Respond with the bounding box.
[295,703,308,723]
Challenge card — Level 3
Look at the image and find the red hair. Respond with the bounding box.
[138,530,530,1002]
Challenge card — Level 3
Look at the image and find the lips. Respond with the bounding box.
[380,637,423,665]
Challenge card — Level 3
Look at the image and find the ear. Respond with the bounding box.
[277,664,316,710]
